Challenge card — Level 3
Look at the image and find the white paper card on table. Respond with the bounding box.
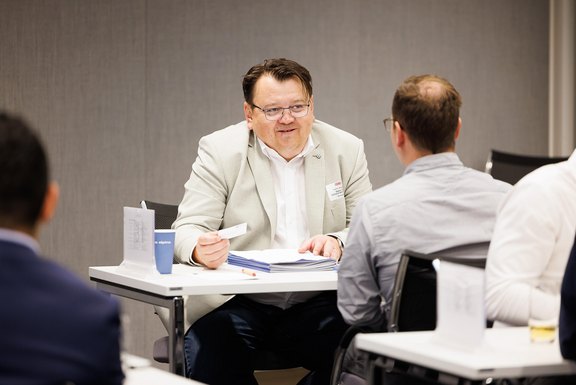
[218,222,247,239]
[434,260,485,349]
[118,207,158,276]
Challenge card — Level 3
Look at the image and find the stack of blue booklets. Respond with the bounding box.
[228,249,337,273]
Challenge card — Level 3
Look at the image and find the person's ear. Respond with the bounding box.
[454,117,462,140]
[39,182,59,224]
[244,102,254,130]
[308,95,315,118]
[394,121,406,148]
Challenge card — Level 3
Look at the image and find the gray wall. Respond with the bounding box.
[0,0,549,368]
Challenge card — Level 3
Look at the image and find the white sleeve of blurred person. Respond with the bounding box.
[485,154,576,326]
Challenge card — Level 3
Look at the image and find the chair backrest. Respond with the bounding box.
[387,242,489,333]
[485,149,568,185]
[330,243,490,385]
[140,200,178,229]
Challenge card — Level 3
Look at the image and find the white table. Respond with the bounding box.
[90,264,337,375]
[123,354,205,384]
[125,367,203,385]
[356,327,576,384]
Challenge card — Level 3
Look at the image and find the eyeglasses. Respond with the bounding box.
[252,103,310,121]
[383,118,396,132]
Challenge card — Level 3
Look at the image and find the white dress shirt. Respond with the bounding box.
[486,149,576,326]
[247,136,320,309]
[259,137,313,249]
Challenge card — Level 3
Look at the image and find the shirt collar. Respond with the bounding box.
[0,228,40,254]
[403,152,463,176]
[258,135,315,162]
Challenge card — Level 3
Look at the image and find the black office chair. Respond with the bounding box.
[330,242,490,385]
[387,244,488,333]
[141,200,178,231]
[485,149,568,185]
[140,200,302,372]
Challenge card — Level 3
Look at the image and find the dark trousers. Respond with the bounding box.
[184,291,347,385]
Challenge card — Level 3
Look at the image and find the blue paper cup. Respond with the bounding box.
[154,229,175,274]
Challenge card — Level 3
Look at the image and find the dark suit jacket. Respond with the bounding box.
[560,233,576,360]
[0,239,124,385]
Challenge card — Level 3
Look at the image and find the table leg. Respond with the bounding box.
[168,296,185,376]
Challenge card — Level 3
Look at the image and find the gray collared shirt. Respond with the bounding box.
[337,152,511,328]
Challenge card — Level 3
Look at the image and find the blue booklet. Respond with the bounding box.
[228,249,337,273]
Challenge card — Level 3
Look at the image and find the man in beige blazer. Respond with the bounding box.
[173,58,372,385]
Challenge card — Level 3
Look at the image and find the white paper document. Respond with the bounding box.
[218,222,248,239]
[434,260,485,349]
[227,249,337,273]
[118,207,157,276]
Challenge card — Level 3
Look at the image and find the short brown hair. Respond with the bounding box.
[392,74,462,153]
[242,58,313,105]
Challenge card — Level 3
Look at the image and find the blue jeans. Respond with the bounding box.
[184,291,347,385]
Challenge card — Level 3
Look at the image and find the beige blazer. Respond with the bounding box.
[173,119,372,264]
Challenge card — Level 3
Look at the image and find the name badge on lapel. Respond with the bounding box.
[326,181,344,201]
